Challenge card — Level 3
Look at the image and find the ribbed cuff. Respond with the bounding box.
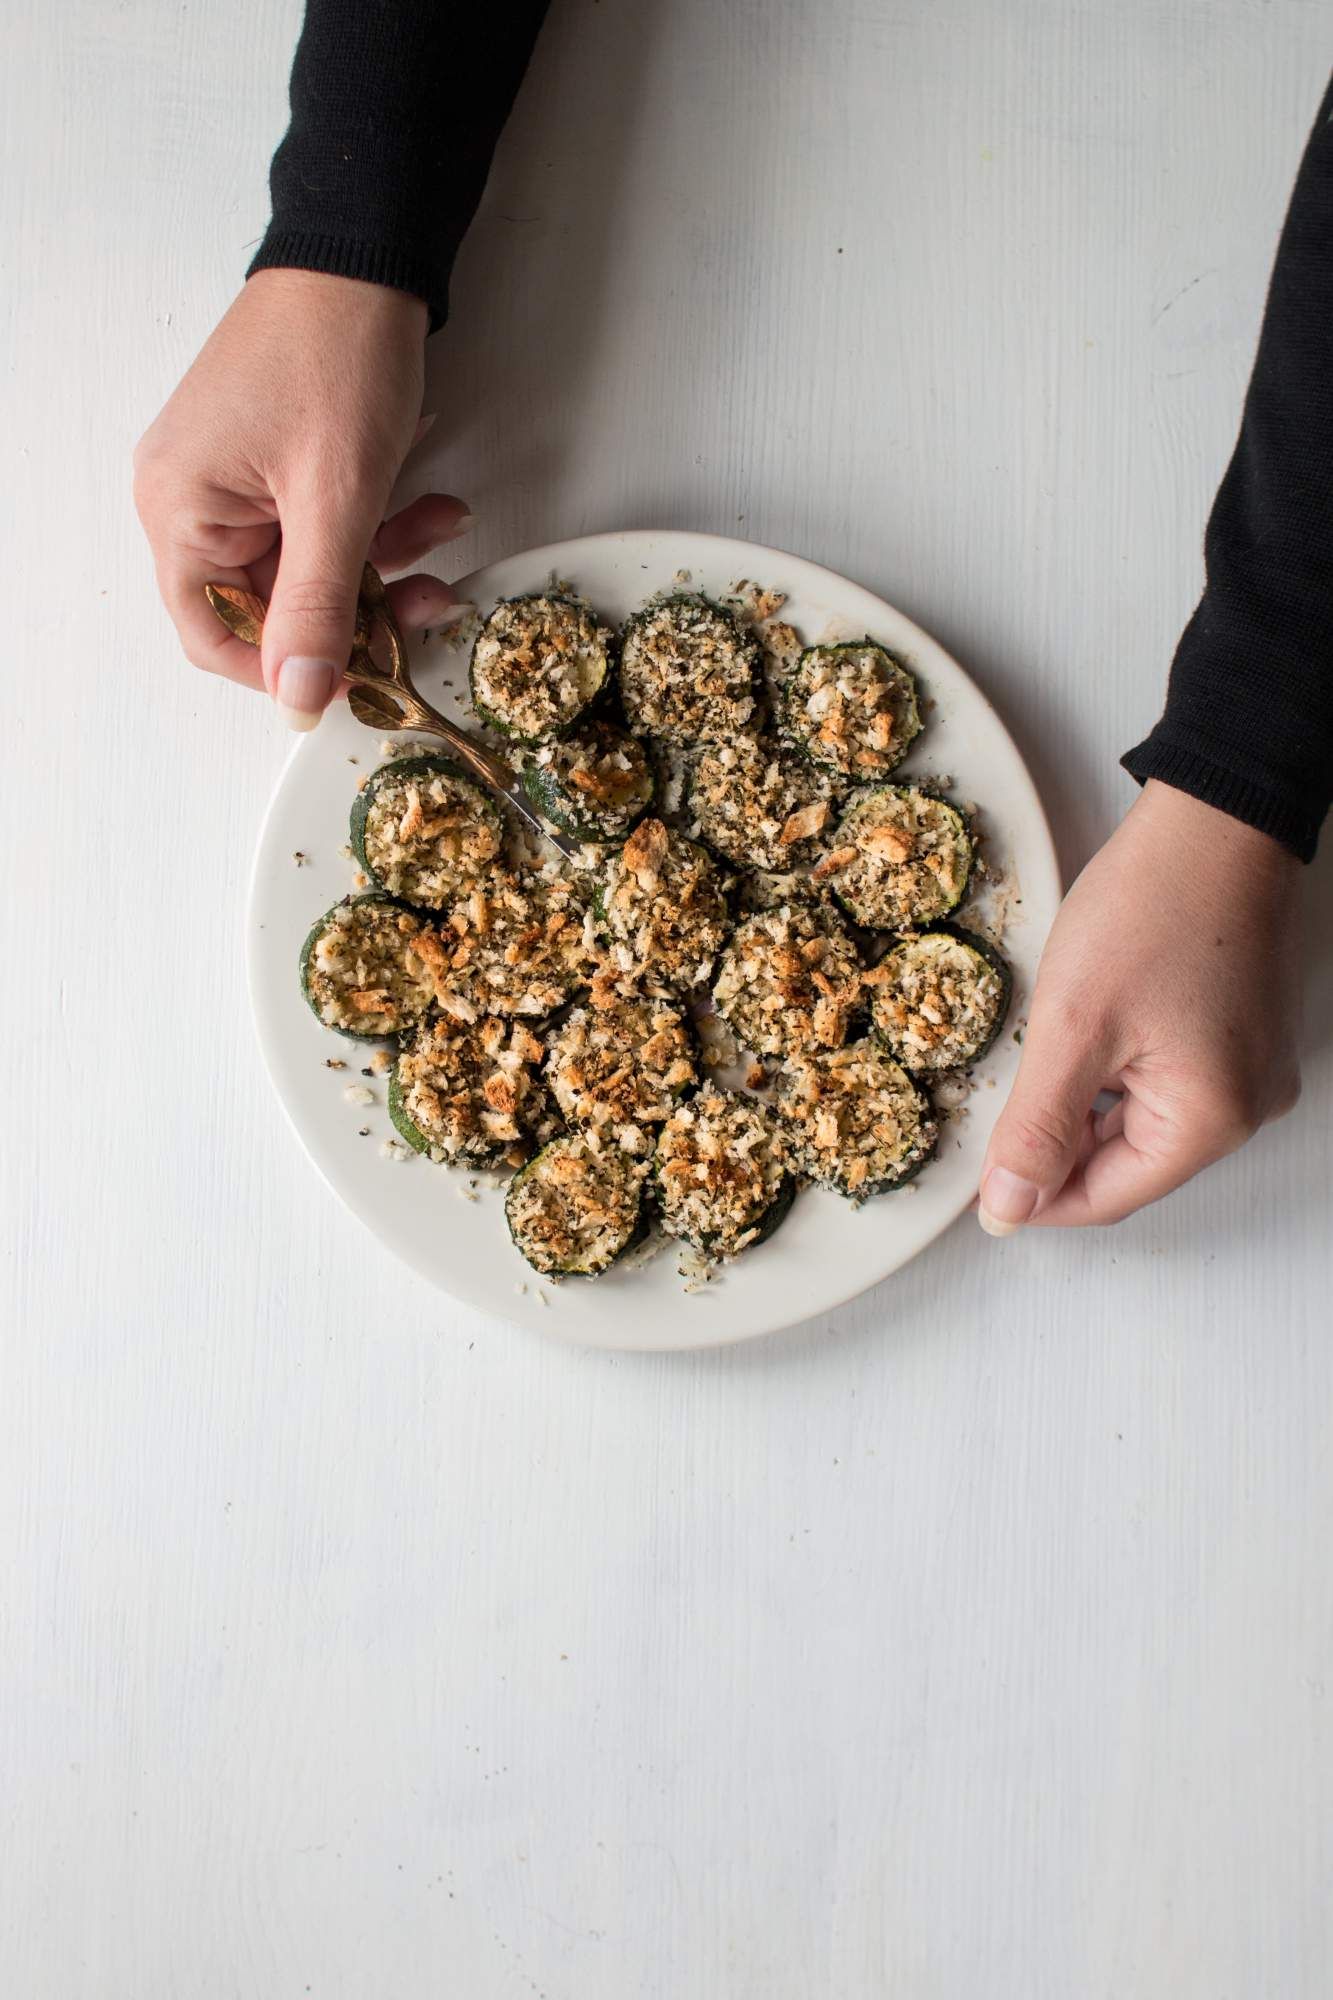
[246,228,447,332]
[1121,734,1320,862]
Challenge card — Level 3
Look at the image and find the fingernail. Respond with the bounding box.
[451,513,477,536]
[275,656,337,730]
[978,1167,1041,1237]
[436,601,476,627]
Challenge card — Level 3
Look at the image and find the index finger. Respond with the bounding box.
[155,542,267,692]
[1027,1091,1230,1227]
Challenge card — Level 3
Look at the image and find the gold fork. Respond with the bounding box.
[205,565,582,861]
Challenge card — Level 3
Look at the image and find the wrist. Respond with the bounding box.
[244,266,429,340]
[1136,779,1300,880]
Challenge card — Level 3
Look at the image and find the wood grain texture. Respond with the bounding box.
[3,0,1332,1993]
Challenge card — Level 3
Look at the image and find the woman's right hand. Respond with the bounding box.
[133,267,472,729]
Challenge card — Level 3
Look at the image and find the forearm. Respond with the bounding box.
[247,0,552,330]
[1123,72,1333,861]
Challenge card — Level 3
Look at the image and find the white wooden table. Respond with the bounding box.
[5,2,1332,1992]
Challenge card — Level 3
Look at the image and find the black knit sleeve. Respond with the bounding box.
[1122,74,1333,861]
[247,0,552,332]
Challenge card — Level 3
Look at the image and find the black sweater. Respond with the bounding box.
[248,15,1333,861]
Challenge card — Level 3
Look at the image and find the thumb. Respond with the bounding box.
[978,1007,1110,1235]
[261,490,381,729]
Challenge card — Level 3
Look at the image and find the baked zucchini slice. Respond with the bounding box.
[867,926,1011,1073]
[390,1013,547,1166]
[784,641,922,779]
[619,593,760,750]
[686,734,840,871]
[411,871,594,1021]
[598,817,732,991]
[298,893,436,1039]
[712,904,863,1060]
[545,987,698,1145]
[820,786,972,931]
[505,1133,648,1277]
[521,720,655,844]
[469,593,613,742]
[350,753,504,909]
[654,1083,795,1259]
[777,1038,937,1198]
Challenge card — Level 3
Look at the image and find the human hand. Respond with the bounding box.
[978,779,1302,1232]
[133,269,471,728]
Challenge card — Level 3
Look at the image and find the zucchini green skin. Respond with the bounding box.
[386,1069,433,1155]
[349,752,502,895]
[870,924,1012,1071]
[504,1137,647,1277]
[469,593,613,744]
[519,722,656,843]
[829,786,973,931]
[783,640,922,778]
[298,892,424,1042]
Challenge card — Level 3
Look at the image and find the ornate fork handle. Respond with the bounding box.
[203,566,581,859]
[345,575,516,791]
[204,566,513,794]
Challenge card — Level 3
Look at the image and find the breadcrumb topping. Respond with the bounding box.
[827,788,972,930]
[786,643,921,779]
[655,1083,790,1258]
[471,594,611,741]
[777,1039,936,1197]
[396,1013,547,1165]
[545,989,697,1143]
[713,905,863,1060]
[506,1133,645,1275]
[867,931,1006,1072]
[525,721,655,842]
[414,872,594,1020]
[620,595,760,749]
[600,819,732,990]
[304,899,436,1037]
[689,735,840,871]
[359,757,503,908]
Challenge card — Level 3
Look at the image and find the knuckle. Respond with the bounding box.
[1045,986,1112,1050]
[1028,978,1114,1063]
[1197,1082,1262,1153]
[274,574,358,622]
[290,434,390,507]
[1006,1104,1077,1163]
[131,449,169,520]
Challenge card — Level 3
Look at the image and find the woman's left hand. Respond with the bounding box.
[978,779,1303,1233]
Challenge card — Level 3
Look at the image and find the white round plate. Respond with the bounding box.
[248,531,1060,1349]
